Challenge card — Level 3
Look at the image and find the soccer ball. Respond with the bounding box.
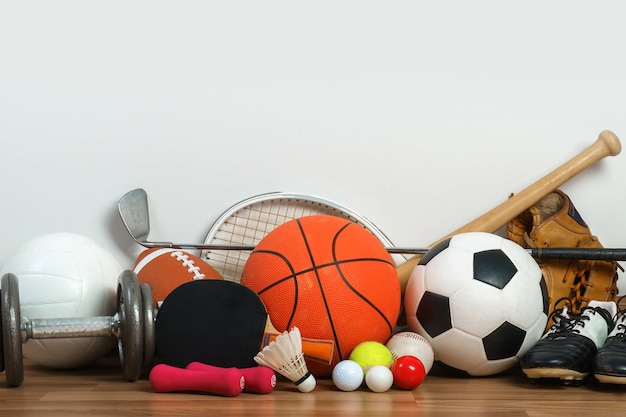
[0,233,121,368]
[404,232,548,376]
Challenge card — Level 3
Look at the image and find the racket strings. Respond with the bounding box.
[204,198,361,282]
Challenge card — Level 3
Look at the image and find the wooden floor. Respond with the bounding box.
[2,355,626,417]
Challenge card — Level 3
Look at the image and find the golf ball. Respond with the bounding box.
[332,360,364,391]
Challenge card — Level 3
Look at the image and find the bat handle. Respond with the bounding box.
[149,364,245,397]
[187,362,276,394]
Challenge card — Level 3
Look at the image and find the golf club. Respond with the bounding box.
[117,188,626,261]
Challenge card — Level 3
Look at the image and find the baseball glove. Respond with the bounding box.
[507,189,620,320]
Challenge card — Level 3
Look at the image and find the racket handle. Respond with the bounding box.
[187,362,277,394]
[149,364,245,397]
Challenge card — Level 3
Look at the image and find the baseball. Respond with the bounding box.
[386,331,435,373]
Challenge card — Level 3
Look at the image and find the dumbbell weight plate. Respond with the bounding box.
[117,270,144,382]
[140,283,155,367]
[1,273,24,387]
[0,290,4,373]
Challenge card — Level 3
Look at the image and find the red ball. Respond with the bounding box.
[391,355,426,390]
[240,215,401,376]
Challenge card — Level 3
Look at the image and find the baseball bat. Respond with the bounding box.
[397,130,622,291]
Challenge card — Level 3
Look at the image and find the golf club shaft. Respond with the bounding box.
[132,238,626,260]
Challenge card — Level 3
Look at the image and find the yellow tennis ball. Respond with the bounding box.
[349,341,393,373]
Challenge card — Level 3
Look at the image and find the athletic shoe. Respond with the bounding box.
[520,300,617,383]
[594,297,626,384]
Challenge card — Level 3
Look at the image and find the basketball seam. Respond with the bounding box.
[297,218,343,360]
[330,225,397,336]
[331,262,396,334]
[254,257,395,294]
[250,250,300,327]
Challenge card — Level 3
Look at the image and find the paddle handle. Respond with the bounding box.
[264,320,335,365]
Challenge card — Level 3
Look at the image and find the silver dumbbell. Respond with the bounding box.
[1,270,155,387]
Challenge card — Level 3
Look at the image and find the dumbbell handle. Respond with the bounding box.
[21,314,120,341]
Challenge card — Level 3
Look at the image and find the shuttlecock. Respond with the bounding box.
[254,326,316,393]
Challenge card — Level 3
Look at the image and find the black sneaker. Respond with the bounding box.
[594,297,626,384]
[520,300,617,384]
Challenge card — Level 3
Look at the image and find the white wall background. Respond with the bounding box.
[1,2,625,286]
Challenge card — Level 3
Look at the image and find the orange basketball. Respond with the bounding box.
[240,215,401,376]
[134,248,223,308]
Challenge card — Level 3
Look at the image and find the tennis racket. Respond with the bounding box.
[199,192,408,283]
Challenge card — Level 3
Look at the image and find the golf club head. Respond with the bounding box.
[118,188,151,246]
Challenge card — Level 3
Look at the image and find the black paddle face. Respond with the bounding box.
[155,280,268,368]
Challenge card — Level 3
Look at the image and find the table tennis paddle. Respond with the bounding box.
[154,279,334,369]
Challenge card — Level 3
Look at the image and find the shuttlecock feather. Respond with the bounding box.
[254,327,316,393]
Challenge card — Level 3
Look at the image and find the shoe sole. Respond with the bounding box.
[594,373,626,384]
[523,367,588,382]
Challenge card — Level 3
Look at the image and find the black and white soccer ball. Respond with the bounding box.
[404,232,548,376]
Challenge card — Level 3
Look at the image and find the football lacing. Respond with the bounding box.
[169,251,206,280]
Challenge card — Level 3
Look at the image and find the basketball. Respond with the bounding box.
[240,215,401,376]
[0,233,121,369]
[134,248,223,308]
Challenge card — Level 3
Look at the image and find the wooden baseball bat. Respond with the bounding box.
[397,130,622,292]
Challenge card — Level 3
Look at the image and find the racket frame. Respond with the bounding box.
[200,192,408,282]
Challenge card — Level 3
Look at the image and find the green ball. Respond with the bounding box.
[349,341,393,373]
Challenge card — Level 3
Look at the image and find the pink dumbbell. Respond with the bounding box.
[149,364,245,397]
[187,362,276,394]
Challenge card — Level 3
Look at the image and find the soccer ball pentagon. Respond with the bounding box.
[404,232,548,376]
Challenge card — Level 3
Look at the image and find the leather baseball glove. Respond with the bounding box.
[507,189,620,319]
